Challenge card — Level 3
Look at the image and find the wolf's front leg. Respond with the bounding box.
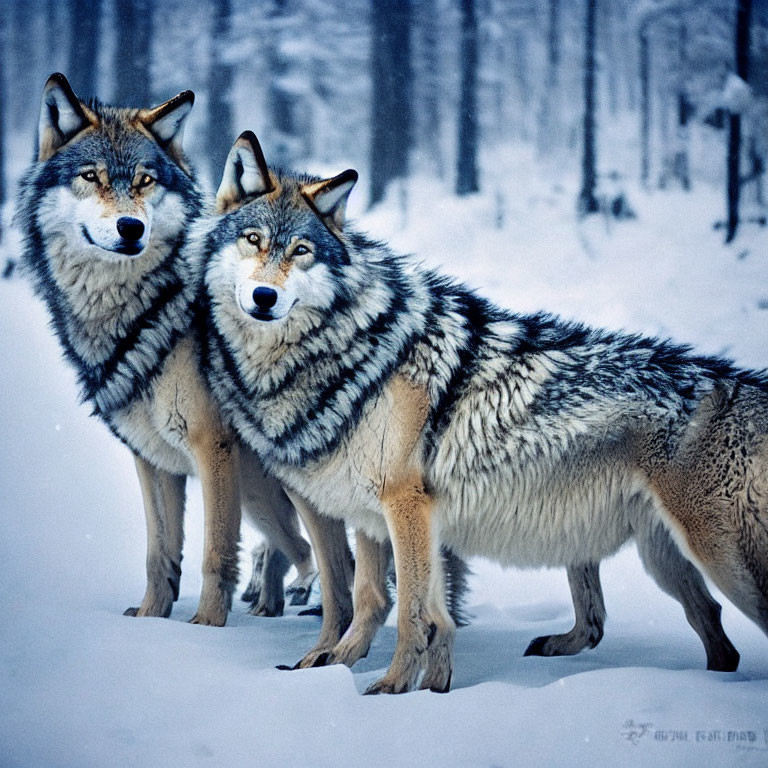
[189,431,241,626]
[282,493,354,669]
[125,454,186,618]
[365,482,454,695]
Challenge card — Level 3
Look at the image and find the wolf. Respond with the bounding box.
[198,131,767,693]
[14,75,319,624]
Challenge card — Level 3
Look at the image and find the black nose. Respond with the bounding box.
[116,217,145,241]
[252,286,278,312]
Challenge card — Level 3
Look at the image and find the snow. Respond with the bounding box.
[2,155,768,767]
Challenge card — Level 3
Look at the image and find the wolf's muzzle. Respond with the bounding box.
[251,286,278,313]
[237,281,284,321]
[114,217,146,255]
[117,217,145,241]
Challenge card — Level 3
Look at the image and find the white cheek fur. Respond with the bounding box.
[285,262,335,311]
[38,186,183,257]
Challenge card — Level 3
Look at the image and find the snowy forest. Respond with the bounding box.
[0,0,768,240]
[3,2,768,767]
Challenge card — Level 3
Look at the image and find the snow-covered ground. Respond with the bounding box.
[2,154,768,767]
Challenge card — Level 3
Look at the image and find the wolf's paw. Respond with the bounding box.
[706,644,740,672]
[324,635,371,668]
[248,596,285,618]
[190,579,233,626]
[189,610,227,626]
[420,628,454,693]
[363,675,414,696]
[419,667,452,693]
[281,646,336,671]
[124,587,174,619]
[524,627,600,657]
[297,604,323,617]
[240,585,260,603]
[286,570,318,606]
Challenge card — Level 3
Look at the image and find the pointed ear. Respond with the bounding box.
[215,131,273,213]
[302,170,358,232]
[37,73,98,162]
[138,90,195,157]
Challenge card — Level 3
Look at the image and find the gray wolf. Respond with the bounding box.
[15,75,317,624]
[198,131,766,692]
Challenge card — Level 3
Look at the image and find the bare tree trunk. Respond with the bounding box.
[639,25,650,188]
[537,0,560,156]
[725,0,752,243]
[68,0,103,98]
[674,20,690,191]
[268,0,302,169]
[578,0,599,215]
[420,0,444,178]
[113,0,152,106]
[46,0,63,71]
[456,0,479,196]
[12,0,37,130]
[207,0,235,187]
[602,0,619,116]
[369,0,413,207]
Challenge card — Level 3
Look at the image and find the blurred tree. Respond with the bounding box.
[456,0,479,195]
[414,0,445,178]
[639,19,651,187]
[68,0,102,98]
[113,0,153,107]
[12,0,37,130]
[267,0,309,168]
[537,0,561,156]
[369,0,413,207]
[206,0,235,188]
[726,0,753,242]
[578,0,599,214]
[602,0,619,116]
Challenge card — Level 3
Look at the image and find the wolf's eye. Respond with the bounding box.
[293,244,311,256]
[137,174,155,188]
[245,233,261,247]
[80,170,98,183]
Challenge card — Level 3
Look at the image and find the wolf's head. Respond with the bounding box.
[204,131,357,327]
[28,72,198,259]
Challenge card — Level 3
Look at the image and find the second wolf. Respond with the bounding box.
[197,132,767,692]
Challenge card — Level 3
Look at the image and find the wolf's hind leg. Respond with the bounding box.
[283,494,354,670]
[240,450,317,608]
[524,562,605,657]
[323,531,393,667]
[248,546,290,617]
[241,542,267,603]
[125,455,186,619]
[635,518,740,671]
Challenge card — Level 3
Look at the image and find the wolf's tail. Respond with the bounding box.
[441,546,472,627]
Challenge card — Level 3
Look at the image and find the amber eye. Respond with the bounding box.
[80,170,98,183]
[293,244,311,256]
[245,232,261,247]
[137,174,155,188]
